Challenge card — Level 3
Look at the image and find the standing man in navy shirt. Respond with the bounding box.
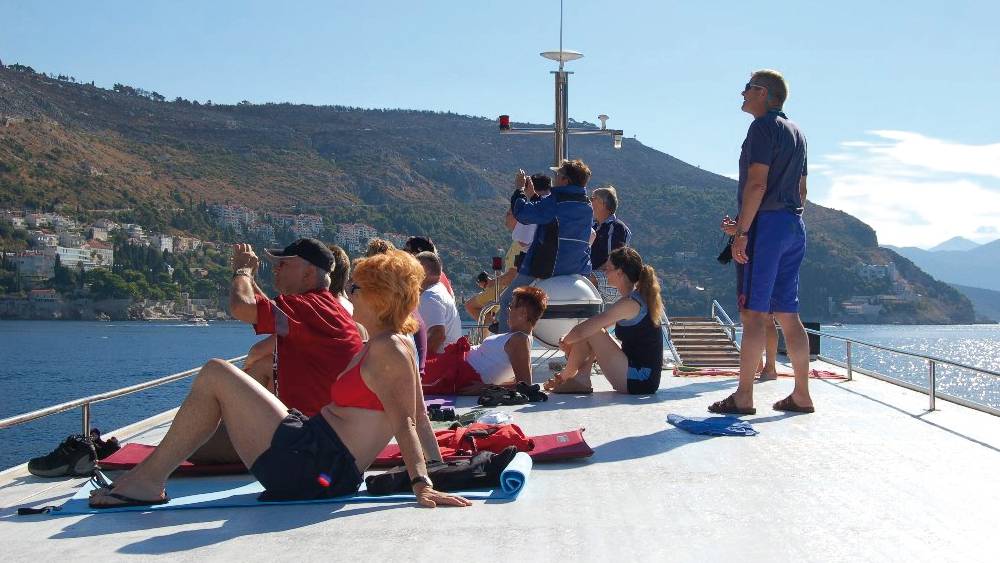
[710,69,815,416]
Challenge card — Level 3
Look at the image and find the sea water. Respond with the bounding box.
[0,321,258,472]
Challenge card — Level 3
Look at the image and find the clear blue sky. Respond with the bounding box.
[4,0,999,248]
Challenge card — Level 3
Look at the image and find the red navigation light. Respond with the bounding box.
[491,256,503,271]
[499,115,511,131]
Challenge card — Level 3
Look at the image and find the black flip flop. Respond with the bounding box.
[90,490,170,509]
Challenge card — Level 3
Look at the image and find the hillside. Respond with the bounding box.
[0,64,975,323]
[951,284,1000,323]
[887,240,1000,292]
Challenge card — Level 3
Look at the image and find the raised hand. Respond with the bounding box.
[232,243,259,272]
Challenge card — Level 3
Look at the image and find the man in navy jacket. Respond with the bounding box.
[497,159,594,332]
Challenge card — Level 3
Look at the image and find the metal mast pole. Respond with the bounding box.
[498,0,623,162]
[553,0,568,165]
[554,70,569,165]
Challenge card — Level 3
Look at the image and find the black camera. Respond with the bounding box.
[717,237,734,265]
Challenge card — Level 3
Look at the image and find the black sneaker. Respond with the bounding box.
[516,381,548,403]
[27,434,97,477]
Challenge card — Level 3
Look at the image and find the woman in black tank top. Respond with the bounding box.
[544,248,665,395]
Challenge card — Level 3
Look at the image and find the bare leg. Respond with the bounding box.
[773,313,813,407]
[547,330,629,393]
[730,310,769,409]
[189,338,275,463]
[90,359,287,505]
[545,338,596,393]
[582,330,630,393]
[757,317,779,380]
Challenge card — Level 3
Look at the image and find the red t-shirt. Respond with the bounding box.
[254,289,362,416]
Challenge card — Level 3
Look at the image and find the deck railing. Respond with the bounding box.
[0,355,248,434]
[711,300,739,349]
[708,302,1000,416]
[806,329,1000,416]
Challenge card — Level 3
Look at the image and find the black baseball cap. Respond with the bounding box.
[265,238,335,272]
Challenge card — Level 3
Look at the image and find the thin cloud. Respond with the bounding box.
[815,131,1000,248]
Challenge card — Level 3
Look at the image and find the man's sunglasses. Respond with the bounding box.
[743,82,766,94]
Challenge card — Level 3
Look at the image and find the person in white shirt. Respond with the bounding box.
[456,286,547,394]
[415,252,463,355]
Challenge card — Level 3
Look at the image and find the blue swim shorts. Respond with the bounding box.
[736,210,806,313]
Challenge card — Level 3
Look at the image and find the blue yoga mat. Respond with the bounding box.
[666,414,759,436]
[53,452,532,515]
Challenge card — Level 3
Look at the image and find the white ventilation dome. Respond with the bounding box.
[531,275,604,348]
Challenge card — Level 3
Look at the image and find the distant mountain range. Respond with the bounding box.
[928,236,983,252]
[886,240,1000,292]
[950,284,1000,323]
[0,63,977,323]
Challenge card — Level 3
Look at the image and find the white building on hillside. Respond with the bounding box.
[210,204,257,232]
[30,231,59,248]
[150,234,174,253]
[292,214,324,238]
[44,242,114,271]
[335,223,379,253]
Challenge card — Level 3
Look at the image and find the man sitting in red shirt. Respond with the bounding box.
[189,238,362,463]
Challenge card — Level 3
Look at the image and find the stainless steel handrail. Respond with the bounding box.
[711,300,739,348]
[659,310,682,365]
[804,328,1000,412]
[468,301,500,346]
[709,299,999,414]
[0,354,248,434]
[803,329,1000,377]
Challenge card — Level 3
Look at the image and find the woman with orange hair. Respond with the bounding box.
[90,250,470,509]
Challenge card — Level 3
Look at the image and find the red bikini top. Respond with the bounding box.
[331,342,385,411]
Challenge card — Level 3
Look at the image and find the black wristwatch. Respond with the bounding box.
[410,475,433,489]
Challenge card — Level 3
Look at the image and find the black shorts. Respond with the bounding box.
[625,363,662,395]
[250,409,363,501]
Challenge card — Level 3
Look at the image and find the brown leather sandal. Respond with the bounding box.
[707,393,756,415]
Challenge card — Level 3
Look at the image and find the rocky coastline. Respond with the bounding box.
[0,295,229,321]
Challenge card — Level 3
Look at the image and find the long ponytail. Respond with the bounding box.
[637,264,663,326]
[609,247,664,326]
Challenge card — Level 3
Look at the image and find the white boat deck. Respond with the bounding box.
[2,357,999,562]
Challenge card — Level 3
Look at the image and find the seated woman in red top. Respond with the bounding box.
[90,250,471,509]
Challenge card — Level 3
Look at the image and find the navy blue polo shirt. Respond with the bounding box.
[738,109,808,215]
[591,214,632,269]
